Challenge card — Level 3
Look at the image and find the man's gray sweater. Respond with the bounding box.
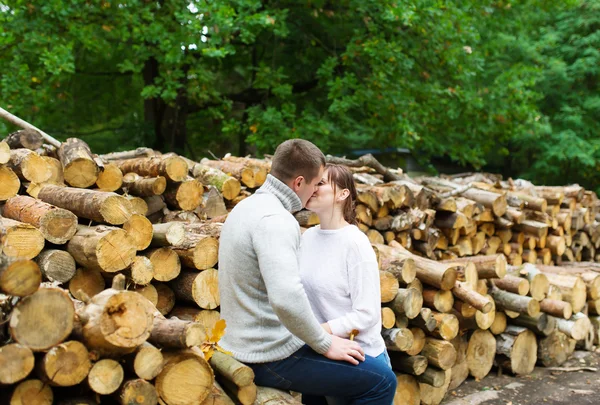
[218,174,332,363]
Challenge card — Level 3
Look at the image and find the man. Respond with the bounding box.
[219,139,396,404]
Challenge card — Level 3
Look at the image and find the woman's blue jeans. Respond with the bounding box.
[247,346,396,405]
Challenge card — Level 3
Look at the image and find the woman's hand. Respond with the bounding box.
[321,322,333,334]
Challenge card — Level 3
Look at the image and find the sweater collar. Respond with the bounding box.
[257,174,303,213]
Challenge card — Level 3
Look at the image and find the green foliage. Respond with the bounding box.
[0,0,598,192]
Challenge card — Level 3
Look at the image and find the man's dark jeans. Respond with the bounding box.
[248,345,397,404]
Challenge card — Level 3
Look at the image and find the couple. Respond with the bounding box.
[218,139,397,404]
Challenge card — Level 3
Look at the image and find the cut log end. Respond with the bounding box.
[88,359,124,395]
[10,379,53,405]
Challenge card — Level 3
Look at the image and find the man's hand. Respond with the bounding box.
[324,335,365,365]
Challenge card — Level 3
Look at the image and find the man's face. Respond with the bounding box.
[294,166,325,208]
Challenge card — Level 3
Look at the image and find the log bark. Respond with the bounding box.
[8,148,52,183]
[492,275,530,296]
[164,178,204,211]
[539,298,573,319]
[389,288,423,319]
[489,286,540,317]
[169,269,220,310]
[390,353,428,375]
[452,281,494,313]
[37,184,133,225]
[422,289,454,313]
[0,216,45,259]
[0,166,20,201]
[383,327,414,351]
[415,367,446,388]
[419,368,451,405]
[0,343,35,384]
[150,314,206,349]
[555,312,592,340]
[123,172,167,197]
[151,222,186,247]
[475,294,497,330]
[373,243,416,284]
[154,282,176,315]
[388,242,457,290]
[219,380,257,405]
[37,340,91,387]
[542,272,587,313]
[209,351,255,388]
[35,249,76,283]
[0,255,41,297]
[172,234,219,271]
[88,359,124,395]
[114,156,189,182]
[67,225,136,272]
[57,138,101,188]
[42,156,64,184]
[449,254,507,279]
[9,287,74,351]
[510,313,556,336]
[420,338,457,370]
[191,163,241,201]
[156,349,214,405]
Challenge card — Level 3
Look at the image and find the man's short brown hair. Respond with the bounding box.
[270,139,325,183]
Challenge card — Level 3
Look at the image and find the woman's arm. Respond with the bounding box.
[326,259,381,338]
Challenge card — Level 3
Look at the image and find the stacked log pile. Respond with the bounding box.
[0,130,298,405]
[2,122,600,404]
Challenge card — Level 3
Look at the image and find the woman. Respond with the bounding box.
[299,164,393,405]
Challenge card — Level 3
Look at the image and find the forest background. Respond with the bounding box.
[1,1,598,191]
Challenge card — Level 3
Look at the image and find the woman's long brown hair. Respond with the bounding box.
[325,164,358,225]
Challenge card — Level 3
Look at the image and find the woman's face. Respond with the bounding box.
[306,170,343,213]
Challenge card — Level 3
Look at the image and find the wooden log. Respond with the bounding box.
[117,379,158,405]
[490,311,507,335]
[123,214,153,251]
[2,196,77,245]
[496,325,538,375]
[415,366,446,388]
[125,342,164,381]
[452,281,493,313]
[509,263,549,300]
[191,163,241,201]
[125,195,149,216]
[96,162,123,192]
[121,256,154,286]
[543,272,587,313]
[0,139,8,163]
[209,351,255,388]
[537,331,572,367]
[123,173,167,197]
[172,235,219,271]
[492,275,530,296]
[9,287,74,351]
[0,216,45,259]
[67,225,136,272]
[154,282,176,315]
[57,138,100,188]
[88,359,124,395]
[510,313,556,336]
[419,369,451,405]
[555,312,592,340]
[5,129,44,150]
[382,327,414,351]
[8,148,52,183]
[156,349,214,405]
[393,374,420,405]
[37,340,91,387]
[390,353,428,375]
[100,147,157,161]
[77,276,154,357]
[381,270,400,303]
[35,249,76,283]
[425,312,459,341]
[150,315,206,349]
[465,329,496,379]
[420,338,457,370]
[42,156,64,184]
[164,178,204,211]
[145,247,181,282]
[489,286,540,317]
[0,255,41,297]
[389,288,423,319]
[211,157,269,187]
[10,379,53,405]
[538,264,600,300]
[406,328,426,356]
[253,386,302,405]
[422,289,454,313]
[475,294,497,330]
[133,284,158,307]
[373,243,416,284]
[0,343,35,384]
[37,184,133,225]
[169,269,220,310]
[382,307,396,329]
[449,254,507,279]
[113,156,189,182]
[539,298,573,319]
[69,267,105,301]
[151,222,186,248]
[0,166,20,201]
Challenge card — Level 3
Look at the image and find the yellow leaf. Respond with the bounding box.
[209,319,227,343]
[204,347,214,362]
[215,345,232,356]
[31,77,40,83]
[249,124,258,133]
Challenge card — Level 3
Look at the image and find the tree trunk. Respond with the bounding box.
[492,275,530,296]
[405,327,427,356]
[466,329,496,379]
[382,307,396,329]
[419,368,451,405]
[122,256,155,286]
[449,254,507,279]
[57,138,100,188]
[172,235,219,271]
[9,287,74,351]
[36,184,133,225]
[422,289,454,313]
